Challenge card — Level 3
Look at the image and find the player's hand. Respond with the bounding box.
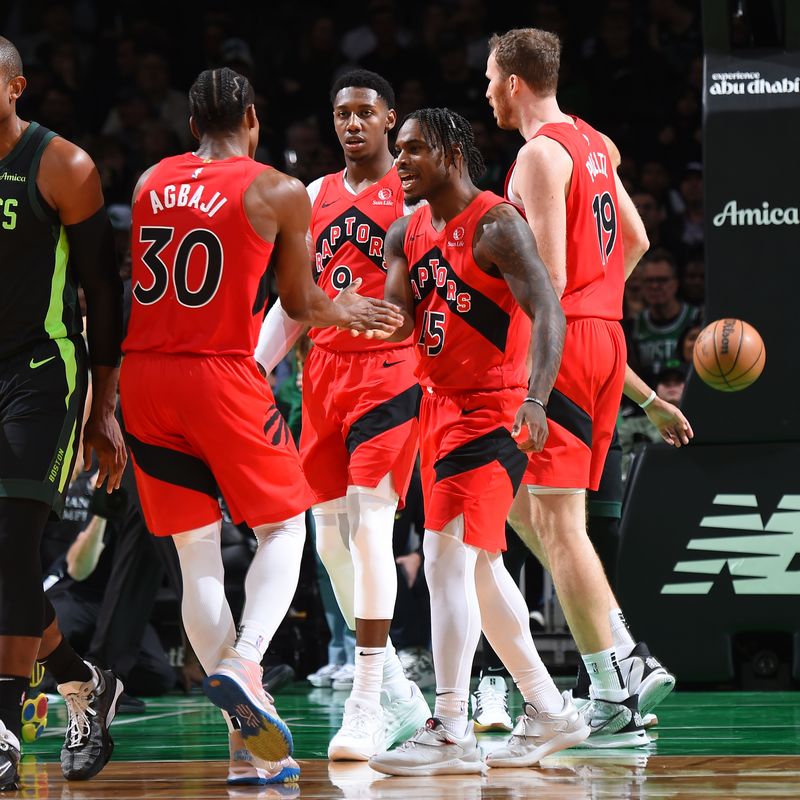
[83,411,127,492]
[335,280,404,335]
[180,660,205,693]
[512,401,548,453]
[645,396,694,447]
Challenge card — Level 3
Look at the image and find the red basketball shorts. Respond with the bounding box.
[299,344,420,506]
[420,386,528,552]
[120,352,314,536]
[524,318,626,491]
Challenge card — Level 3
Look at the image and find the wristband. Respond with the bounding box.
[523,397,547,412]
[638,390,657,409]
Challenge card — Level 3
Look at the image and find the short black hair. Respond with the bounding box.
[189,67,254,135]
[402,107,486,182]
[0,36,23,81]
[330,69,395,109]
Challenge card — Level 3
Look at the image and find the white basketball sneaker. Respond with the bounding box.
[227,730,300,785]
[382,682,431,749]
[369,718,483,777]
[471,673,513,732]
[485,692,590,767]
[328,698,385,761]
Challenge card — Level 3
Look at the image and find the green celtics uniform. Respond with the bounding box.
[0,122,88,514]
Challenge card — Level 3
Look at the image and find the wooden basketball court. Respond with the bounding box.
[14,685,800,797]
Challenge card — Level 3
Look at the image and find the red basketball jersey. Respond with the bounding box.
[124,153,274,356]
[309,168,410,351]
[507,116,625,322]
[404,191,530,392]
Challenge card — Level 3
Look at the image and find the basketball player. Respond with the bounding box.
[0,37,126,791]
[255,70,429,760]
[119,67,404,784]
[486,28,680,746]
[368,108,591,776]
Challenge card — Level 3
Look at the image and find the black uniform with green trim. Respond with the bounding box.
[0,122,88,515]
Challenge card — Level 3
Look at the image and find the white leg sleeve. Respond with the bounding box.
[346,475,399,621]
[313,497,355,630]
[254,298,307,375]
[173,521,235,674]
[424,519,482,700]
[475,549,562,713]
[235,513,306,662]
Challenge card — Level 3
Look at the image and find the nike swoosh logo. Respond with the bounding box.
[0,762,11,777]
[29,356,56,369]
[383,360,403,368]
[462,406,484,415]
[358,651,381,657]
[321,201,338,208]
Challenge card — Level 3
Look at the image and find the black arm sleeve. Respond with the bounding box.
[65,207,123,366]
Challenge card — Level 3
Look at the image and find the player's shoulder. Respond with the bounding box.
[39,134,97,180]
[249,165,306,203]
[385,212,414,253]
[516,135,572,183]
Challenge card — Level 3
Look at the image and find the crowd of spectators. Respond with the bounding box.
[4,0,704,693]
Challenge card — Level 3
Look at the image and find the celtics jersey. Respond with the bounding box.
[631,302,701,379]
[0,122,81,359]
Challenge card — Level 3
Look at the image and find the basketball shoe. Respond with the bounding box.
[0,721,21,792]
[576,695,649,749]
[368,718,483,776]
[204,648,293,762]
[619,642,675,717]
[331,663,355,691]
[227,730,300,785]
[397,648,435,690]
[307,663,342,688]
[471,673,512,732]
[485,692,590,767]
[328,698,385,761]
[21,661,48,743]
[383,682,431,749]
[58,663,124,781]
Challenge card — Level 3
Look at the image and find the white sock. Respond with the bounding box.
[475,550,562,714]
[424,521,482,739]
[236,513,306,663]
[582,647,627,702]
[382,639,412,700]
[434,689,469,736]
[609,607,636,658]
[313,498,356,629]
[351,646,386,708]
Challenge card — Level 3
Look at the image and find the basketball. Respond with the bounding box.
[692,318,765,391]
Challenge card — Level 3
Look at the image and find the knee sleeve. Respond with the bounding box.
[587,515,621,589]
[347,478,398,620]
[0,498,50,636]
[312,497,355,629]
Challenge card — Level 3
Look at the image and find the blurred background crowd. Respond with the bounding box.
[2,0,704,708]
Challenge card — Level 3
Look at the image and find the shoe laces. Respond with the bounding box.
[64,684,96,749]
[341,707,380,736]
[474,682,508,717]
[398,721,449,750]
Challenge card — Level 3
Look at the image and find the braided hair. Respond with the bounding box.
[403,108,486,182]
[189,68,254,135]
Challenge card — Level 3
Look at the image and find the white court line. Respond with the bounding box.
[41,708,201,738]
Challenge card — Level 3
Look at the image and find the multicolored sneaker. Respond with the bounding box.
[203,647,293,762]
[58,662,124,781]
[21,661,48,743]
[227,730,300,785]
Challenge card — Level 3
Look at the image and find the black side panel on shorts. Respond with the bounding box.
[345,384,421,454]
[547,388,593,449]
[125,433,219,498]
[434,427,528,493]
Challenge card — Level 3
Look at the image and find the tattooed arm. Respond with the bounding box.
[473,204,566,452]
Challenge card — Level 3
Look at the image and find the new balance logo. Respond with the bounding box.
[661,494,800,595]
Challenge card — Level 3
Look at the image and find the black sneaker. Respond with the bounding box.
[58,663,124,781]
[576,694,649,749]
[0,723,21,792]
[117,692,146,715]
[619,642,676,716]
